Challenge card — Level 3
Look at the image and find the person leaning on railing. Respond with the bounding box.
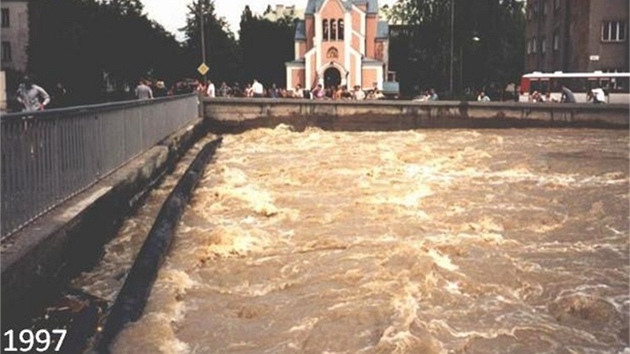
[16,75,50,111]
[135,79,154,100]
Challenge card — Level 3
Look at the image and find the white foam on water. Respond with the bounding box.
[444,281,462,295]
[376,282,427,354]
[288,317,320,333]
[109,128,628,353]
[428,318,520,339]
[112,312,191,354]
[425,249,459,271]
[198,225,271,260]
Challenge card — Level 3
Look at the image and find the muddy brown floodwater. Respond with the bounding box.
[80,127,629,354]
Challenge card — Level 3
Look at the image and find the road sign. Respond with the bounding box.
[197,63,209,75]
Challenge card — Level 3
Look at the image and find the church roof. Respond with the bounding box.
[376,20,389,39]
[295,20,306,40]
[286,59,306,66]
[350,0,379,14]
[305,0,379,15]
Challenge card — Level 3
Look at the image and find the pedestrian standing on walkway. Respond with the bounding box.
[135,79,153,100]
[16,76,50,111]
[428,88,439,101]
[154,81,168,97]
[218,82,232,97]
[352,85,365,100]
[269,83,279,98]
[206,80,216,98]
[252,79,264,98]
[49,82,68,108]
[561,85,576,103]
[232,82,243,97]
[589,87,606,104]
[244,83,253,97]
[477,91,491,102]
[293,84,304,98]
[312,84,326,99]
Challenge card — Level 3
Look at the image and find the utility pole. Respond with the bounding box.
[449,0,454,95]
[200,3,207,84]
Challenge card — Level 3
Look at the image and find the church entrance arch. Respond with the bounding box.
[324,67,341,88]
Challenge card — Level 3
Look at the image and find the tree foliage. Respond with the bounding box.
[27,0,190,104]
[388,0,525,99]
[239,6,295,87]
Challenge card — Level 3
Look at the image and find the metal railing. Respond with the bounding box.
[1,94,200,239]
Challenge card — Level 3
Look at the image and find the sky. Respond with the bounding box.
[142,0,397,41]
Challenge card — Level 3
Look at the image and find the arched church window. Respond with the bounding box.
[323,19,329,41]
[338,19,344,40]
[326,47,339,59]
[330,19,336,40]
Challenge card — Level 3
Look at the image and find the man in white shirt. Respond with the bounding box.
[252,80,264,98]
[16,76,50,111]
[590,87,606,103]
[477,91,491,102]
[135,79,153,100]
[206,80,216,98]
[352,85,365,100]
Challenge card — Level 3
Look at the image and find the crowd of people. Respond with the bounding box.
[412,88,440,101]
[527,85,607,104]
[10,75,610,112]
[192,79,388,101]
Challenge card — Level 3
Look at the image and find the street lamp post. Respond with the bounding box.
[199,5,207,84]
[449,0,454,95]
[460,35,481,94]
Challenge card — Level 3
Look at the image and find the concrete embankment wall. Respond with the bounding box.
[1,118,208,325]
[203,98,629,132]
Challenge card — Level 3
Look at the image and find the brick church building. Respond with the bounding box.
[286,0,390,91]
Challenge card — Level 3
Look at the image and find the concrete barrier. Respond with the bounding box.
[96,138,222,353]
[1,117,209,328]
[203,98,629,132]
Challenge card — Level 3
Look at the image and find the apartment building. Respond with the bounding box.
[524,0,628,73]
[1,0,29,110]
[1,0,28,73]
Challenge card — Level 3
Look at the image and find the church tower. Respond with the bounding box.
[286,0,390,92]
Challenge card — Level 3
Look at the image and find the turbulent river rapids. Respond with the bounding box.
[73,127,629,354]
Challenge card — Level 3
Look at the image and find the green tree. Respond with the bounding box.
[387,0,525,99]
[105,0,143,15]
[27,0,190,104]
[28,0,103,103]
[238,6,295,88]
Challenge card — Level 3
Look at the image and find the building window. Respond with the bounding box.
[543,0,548,16]
[330,19,336,40]
[327,47,339,59]
[532,38,537,53]
[553,31,560,51]
[1,41,11,62]
[323,19,329,41]
[338,19,344,40]
[1,8,8,27]
[527,39,532,55]
[554,0,560,10]
[541,37,547,54]
[602,21,627,42]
